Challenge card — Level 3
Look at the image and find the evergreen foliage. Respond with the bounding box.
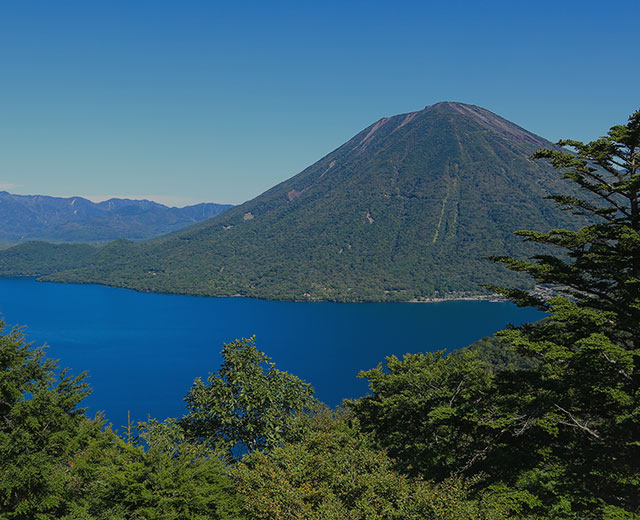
[349,350,496,480]
[485,109,640,517]
[463,334,537,371]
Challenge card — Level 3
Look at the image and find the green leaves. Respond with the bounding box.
[0,320,98,520]
[66,419,244,520]
[233,410,507,520]
[487,110,640,517]
[181,336,317,460]
[350,350,497,480]
[0,321,246,519]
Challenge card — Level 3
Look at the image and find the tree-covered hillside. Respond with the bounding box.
[0,191,232,243]
[1,102,586,301]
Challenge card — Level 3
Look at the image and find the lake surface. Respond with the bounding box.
[0,277,544,429]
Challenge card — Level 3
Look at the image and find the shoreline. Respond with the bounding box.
[409,294,507,304]
[0,275,511,304]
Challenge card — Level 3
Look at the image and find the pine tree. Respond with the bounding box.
[487,110,640,517]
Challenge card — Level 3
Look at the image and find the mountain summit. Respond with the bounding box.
[5,102,580,301]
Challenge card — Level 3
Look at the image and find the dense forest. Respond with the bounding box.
[0,192,232,244]
[1,112,638,519]
[0,103,589,302]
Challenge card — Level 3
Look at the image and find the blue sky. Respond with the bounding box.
[1,0,638,206]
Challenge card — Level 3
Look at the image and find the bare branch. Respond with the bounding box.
[601,351,632,381]
[449,379,464,407]
[554,404,600,439]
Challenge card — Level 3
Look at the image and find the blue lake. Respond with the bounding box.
[0,277,544,429]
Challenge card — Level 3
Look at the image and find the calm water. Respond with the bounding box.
[0,277,544,428]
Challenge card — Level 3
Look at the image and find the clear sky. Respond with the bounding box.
[1,0,638,206]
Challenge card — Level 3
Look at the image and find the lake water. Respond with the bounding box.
[0,277,544,429]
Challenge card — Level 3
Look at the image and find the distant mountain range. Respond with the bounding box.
[0,102,585,301]
[0,192,232,243]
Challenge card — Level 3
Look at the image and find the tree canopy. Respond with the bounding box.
[486,109,640,517]
[0,322,244,520]
[0,319,96,519]
[180,337,317,460]
[233,409,512,520]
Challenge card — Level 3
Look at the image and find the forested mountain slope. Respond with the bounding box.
[0,191,231,243]
[1,102,583,301]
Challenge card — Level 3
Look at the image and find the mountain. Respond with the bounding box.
[0,192,232,243]
[0,102,584,301]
